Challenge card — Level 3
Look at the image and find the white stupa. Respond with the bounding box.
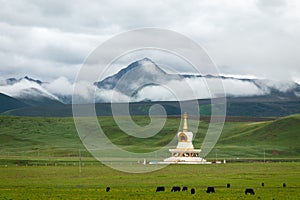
[161,112,211,164]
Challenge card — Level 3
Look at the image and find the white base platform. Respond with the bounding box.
[156,161,212,164]
[149,156,212,164]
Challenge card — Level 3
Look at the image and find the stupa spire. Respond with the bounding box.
[161,111,210,164]
[183,112,188,132]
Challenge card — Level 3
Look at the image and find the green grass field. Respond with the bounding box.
[0,163,299,199]
[0,114,299,162]
[0,114,299,199]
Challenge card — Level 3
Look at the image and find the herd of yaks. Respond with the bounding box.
[155,185,252,195]
[105,182,287,195]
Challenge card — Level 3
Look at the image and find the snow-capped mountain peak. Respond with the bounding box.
[1,59,300,105]
[0,76,43,86]
[23,76,43,85]
[95,58,169,92]
[95,59,300,102]
[116,57,166,78]
[0,76,61,105]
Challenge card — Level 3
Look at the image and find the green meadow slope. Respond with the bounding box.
[0,114,299,162]
[213,114,300,159]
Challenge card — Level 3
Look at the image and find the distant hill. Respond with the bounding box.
[215,114,300,158]
[2,97,300,117]
[1,58,300,105]
[0,114,299,160]
[1,58,300,117]
[0,76,63,106]
[0,93,28,113]
[95,57,300,102]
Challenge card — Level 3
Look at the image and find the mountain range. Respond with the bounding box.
[96,58,300,102]
[0,58,300,117]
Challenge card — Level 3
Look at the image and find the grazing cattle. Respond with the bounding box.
[261,182,264,187]
[191,188,195,194]
[227,183,230,188]
[106,187,110,192]
[283,183,286,188]
[156,186,165,192]
[206,187,215,193]
[171,186,181,192]
[182,186,188,191]
[245,188,255,195]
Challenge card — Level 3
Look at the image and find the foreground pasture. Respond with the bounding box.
[0,162,299,199]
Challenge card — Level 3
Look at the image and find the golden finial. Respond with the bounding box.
[183,112,188,132]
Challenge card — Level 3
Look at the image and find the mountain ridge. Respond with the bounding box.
[95,58,300,102]
[0,93,28,113]
[0,58,299,117]
[1,58,300,104]
[95,58,171,93]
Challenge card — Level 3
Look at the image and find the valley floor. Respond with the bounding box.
[0,163,299,199]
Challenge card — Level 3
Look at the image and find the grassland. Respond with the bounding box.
[0,163,299,199]
[0,114,299,199]
[0,114,299,163]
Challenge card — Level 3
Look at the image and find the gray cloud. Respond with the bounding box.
[44,76,74,96]
[256,0,287,15]
[97,77,266,102]
[0,0,299,82]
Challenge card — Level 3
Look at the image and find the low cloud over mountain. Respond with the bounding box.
[0,76,60,105]
[94,58,300,102]
[0,58,300,104]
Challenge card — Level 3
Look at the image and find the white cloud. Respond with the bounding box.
[44,76,74,96]
[127,77,266,102]
[0,0,299,83]
[134,85,177,101]
[72,81,96,102]
[222,79,265,96]
[0,74,297,103]
[0,22,107,81]
[0,78,58,99]
[96,89,131,103]
[255,79,298,93]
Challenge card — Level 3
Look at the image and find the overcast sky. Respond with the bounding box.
[0,0,299,83]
